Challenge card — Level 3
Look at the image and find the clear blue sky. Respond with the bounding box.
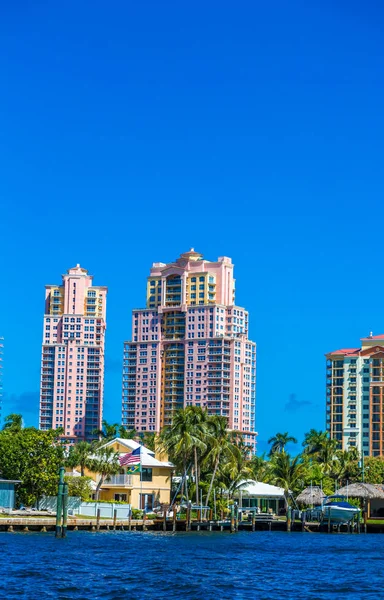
[1,1,383,454]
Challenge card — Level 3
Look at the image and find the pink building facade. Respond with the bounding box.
[122,250,257,450]
[39,265,107,443]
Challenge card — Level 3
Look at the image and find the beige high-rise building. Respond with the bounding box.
[39,265,107,443]
[326,333,384,457]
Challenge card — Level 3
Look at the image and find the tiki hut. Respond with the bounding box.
[296,486,325,506]
[337,483,384,519]
[336,483,384,500]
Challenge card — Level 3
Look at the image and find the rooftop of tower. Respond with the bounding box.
[179,248,204,261]
[67,263,89,274]
[151,250,232,270]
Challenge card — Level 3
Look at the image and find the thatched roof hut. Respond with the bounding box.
[336,482,384,499]
[296,486,325,506]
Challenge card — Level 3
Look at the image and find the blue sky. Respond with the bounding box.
[1,1,383,454]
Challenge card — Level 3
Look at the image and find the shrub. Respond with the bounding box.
[65,476,93,501]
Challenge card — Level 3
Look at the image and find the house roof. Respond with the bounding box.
[139,454,173,468]
[0,479,21,484]
[101,437,155,456]
[361,334,384,340]
[236,480,286,498]
[100,437,173,468]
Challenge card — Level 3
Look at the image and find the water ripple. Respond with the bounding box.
[0,530,383,599]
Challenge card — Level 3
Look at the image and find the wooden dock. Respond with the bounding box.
[0,514,380,533]
[0,517,155,532]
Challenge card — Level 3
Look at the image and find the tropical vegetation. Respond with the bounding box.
[158,408,384,506]
[0,415,64,505]
[1,409,384,509]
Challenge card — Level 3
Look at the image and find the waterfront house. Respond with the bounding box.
[85,438,173,511]
[0,479,20,510]
[235,481,286,515]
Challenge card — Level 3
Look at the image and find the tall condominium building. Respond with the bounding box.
[122,249,257,449]
[39,265,107,443]
[326,333,384,457]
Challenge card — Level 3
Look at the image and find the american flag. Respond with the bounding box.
[119,446,141,466]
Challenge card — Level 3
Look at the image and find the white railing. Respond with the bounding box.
[104,474,133,486]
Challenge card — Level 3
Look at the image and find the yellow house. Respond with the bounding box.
[85,438,174,511]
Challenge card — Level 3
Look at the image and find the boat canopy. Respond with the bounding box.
[325,501,357,509]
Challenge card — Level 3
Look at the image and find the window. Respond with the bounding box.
[141,468,152,482]
[114,494,127,502]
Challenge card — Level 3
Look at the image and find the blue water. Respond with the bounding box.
[0,530,382,599]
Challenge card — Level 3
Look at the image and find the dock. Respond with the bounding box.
[0,514,378,533]
[1,506,383,534]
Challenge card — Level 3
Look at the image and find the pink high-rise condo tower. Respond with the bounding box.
[122,249,257,451]
[39,265,107,443]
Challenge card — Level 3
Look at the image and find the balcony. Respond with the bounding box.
[102,474,133,487]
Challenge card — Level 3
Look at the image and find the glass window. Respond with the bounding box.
[141,468,152,482]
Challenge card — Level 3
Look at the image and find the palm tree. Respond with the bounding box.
[118,425,137,440]
[97,419,119,439]
[2,413,23,432]
[268,452,306,497]
[216,443,253,499]
[268,432,298,456]
[302,429,329,455]
[87,446,120,500]
[159,407,207,504]
[66,441,94,476]
[203,416,234,509]
[185,407,208,504]
[316,437,339,477]
[249,453,269,482]
[138,431,157,452]
[333,448,360,486]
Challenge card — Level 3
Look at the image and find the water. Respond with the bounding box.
[0,530,382,599]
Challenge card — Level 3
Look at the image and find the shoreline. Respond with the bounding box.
[2,516,384,534]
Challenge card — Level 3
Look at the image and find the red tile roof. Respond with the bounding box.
[326,348,360,356]
[361,334,384,340]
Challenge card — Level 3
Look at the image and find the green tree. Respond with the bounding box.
[185,407,208,504]
[268,432,298,456]
[138,431,157,452]
[362,456,384,484]
[216,441,253,499]
[333,448,360,486]
[249,453,269,482]
[118,425,137,440]
[64,476,93,501]
[268,452,306,496]
[0,425,64,506]
[66,441,94,476]
[203,416,235,508]
[159,407,207,504]
[2,413,23,432]
[94,419,119,441]
[87,446,120,500]
[316,438,339,476]
[302,429,329,455]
